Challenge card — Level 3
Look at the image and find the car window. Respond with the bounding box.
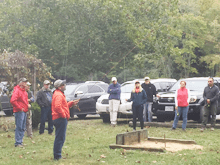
[97,84,108,92]
[65,84,78,95]
[121,83,135,93]
[159,82,170,91]
[169,80,208,92]
[153,82,161,91]
[88,85,103,93]
[76,85,88,94]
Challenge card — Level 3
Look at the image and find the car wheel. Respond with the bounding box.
[3,110,13,116]
[198,106,205,123]
[157,114,165,122]
[101,114,110,123]
[77,114,87,119]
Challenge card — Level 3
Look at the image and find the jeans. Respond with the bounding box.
[15,112,27,146]
[132,104,144,130]
[39,106,53,134]
[172,106,189,129]
[202,104,217,127]
[143,102,153,122]
[53,118,68,159]
[109,99,120,125]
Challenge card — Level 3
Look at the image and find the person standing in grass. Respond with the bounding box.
[107,77,121,127]
[126,80,147,131]
[171,81,190,131]
[201,77,219,132]
[52,79,79,160]
[10,78,31,147]
[25,82,35,138]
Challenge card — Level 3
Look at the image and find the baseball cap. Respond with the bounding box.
[54,79,66,88]
[144,77,150,80]
[44,80,50,85]
[19,78,28,83]
[111,77,117,82]
[135,80,140,84]
[27,82,31,86]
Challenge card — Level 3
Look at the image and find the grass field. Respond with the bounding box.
[0,117,220,165]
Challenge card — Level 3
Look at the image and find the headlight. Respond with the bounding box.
[97,99,102,103]
[189,96,197,103]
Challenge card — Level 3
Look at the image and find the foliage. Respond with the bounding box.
[31,102,41,128]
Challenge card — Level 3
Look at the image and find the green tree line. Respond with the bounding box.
[1,0,220,83]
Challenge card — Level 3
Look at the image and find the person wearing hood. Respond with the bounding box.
[10,78,31,147]
[36,80,53,135]
[171,81,190,131]
[107,77,121,127]
[126,81,147,131]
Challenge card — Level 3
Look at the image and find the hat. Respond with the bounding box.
[135,80,140,84]
[19,78,28,83]
[26,82,31,86]
[111,77,117,82]
[54,79,66,88]
[44,80,50,85]
[144,77,150,80]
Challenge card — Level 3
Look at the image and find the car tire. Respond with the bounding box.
[157,114,165,122]
[101,114,110,123]
[198,106,205,123]
[77,114,87,119]
[3,110,13,116]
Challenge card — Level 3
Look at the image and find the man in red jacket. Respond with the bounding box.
[52,79,79,160]
[10,78,31,147]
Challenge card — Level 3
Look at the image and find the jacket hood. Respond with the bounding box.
[14,85,25,91]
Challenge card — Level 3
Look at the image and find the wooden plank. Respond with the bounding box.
[116,133,124,145]
[109,144,164,152]
[148,137,196,144]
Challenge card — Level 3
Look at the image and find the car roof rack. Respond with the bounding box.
[85,81,105,84]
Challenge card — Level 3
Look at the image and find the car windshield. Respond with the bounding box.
[169,80,208,92]
[65,84,78,95]
[121,83,135,93]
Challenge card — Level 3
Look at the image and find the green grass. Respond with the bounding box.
[0,118,220,165]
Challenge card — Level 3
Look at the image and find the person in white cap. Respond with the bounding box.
[25,82,34,138]
[36,80,53,135]
[107,77,121,126]
[141,77,157,122]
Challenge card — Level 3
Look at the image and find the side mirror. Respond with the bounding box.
[75,91,83,97]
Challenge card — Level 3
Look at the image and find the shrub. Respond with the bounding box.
[31,102,41,128]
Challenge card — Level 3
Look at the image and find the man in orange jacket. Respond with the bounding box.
[10,78,31,147]
[52,79,79,160]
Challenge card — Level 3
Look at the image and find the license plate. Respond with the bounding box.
[165,106,173,111]
[106,107,109,111]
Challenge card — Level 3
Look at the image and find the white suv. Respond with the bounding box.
[96,78,177,122]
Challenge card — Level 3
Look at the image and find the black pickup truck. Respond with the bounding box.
[0,82,13,116]
[154,77,220,122]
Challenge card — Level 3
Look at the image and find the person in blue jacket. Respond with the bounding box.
[126,80,147,131]
[107,77,121,126]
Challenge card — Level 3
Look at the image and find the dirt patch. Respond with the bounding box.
[133,140,203,152]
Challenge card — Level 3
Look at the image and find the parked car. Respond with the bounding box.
[65,81,108,119]
[96,78,177,123]
[0,82,13,116]
[154,77,220,122]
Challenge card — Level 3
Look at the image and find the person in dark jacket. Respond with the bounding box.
[126,81,147,130]
[141,77,157,122]
[36,80,53,135]
[107,77,121,126]
[201,77,219,132]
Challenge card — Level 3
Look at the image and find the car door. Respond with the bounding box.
[73,84,94,114]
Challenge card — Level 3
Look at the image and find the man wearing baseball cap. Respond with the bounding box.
[25,82,35,138]
[36,80,53,135]
[10,77,31,147]
[107,77,121,126]
[52,79,79,160]
[141,77,157,122]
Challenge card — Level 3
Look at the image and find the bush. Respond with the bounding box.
[31,102,41,128]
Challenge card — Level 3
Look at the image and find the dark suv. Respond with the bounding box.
[64,81,108,119]
[154,77,220,122]
[0,82,13,116]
